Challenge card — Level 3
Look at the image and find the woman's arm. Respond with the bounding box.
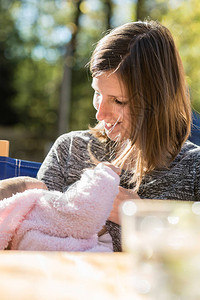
[39,163,120,239]
[37,134,72,192]
[37,131,96,192]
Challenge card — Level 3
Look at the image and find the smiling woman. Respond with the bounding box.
[91,72,131,141]
[38,20,200,253]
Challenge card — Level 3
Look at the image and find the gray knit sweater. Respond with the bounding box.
[37,130,200,251]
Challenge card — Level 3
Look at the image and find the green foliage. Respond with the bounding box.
[12,57,61,136]
[1,0,200,161]
[70,68,96,131]
[0,0,21,125]
[160,0,200,112]
[132,0,200,112]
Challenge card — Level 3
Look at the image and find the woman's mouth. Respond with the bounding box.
[104,121,120,132]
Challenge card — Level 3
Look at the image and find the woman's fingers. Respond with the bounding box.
[108,186,140,224]
[102,162,121,175]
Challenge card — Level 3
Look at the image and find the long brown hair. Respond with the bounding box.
[89,20,191,190]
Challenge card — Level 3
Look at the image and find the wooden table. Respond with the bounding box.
[0,252,141,300]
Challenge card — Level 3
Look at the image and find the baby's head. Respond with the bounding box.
[0,176,47,201]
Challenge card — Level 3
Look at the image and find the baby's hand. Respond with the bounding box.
[102,162,121,175]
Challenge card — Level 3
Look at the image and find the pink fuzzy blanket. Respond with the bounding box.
[0,163,119,252]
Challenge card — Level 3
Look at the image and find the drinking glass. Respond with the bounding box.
[120,199,200,299]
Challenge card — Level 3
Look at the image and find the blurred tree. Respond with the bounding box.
[69,0,114,131]
[59,0,83,135]
[2,0,200,160]
[136,0,147,20]
[0,0,21,125]
[0,0,117,159]
[136,0,168,21]
[2,0,67,137]
[136,0,200,112]
[160,0,200,112]
[102,0,113,29]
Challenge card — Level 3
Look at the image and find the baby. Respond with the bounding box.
[0,176,48,201]
[0,163,120,252]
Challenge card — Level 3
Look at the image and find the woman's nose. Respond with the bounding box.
[95,99,110,121]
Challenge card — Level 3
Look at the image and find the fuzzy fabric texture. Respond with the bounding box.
[0,163,119,252]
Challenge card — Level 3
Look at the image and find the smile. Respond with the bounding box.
[106,123,114,128]
[104,121,120,131]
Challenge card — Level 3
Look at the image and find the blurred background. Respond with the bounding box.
[1,0,200,162]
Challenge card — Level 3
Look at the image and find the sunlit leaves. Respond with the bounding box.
[161,0,200,111]
[2,0,200,143]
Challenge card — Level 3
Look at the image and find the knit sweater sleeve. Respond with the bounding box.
[105,221,121,252]
[37,130,108,192]
[37,133,73,192]
[192,148,200,201]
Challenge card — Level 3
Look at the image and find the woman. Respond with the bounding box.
[38,20,200,252]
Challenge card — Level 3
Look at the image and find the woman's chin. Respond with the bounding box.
[106,130,129,142]
[106,131,122,142]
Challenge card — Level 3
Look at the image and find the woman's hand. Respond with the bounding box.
[108,186,140,225]
[102,162,121,175]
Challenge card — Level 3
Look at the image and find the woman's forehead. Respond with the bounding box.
[92,73,127,98]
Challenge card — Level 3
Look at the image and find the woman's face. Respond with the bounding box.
[92,72,131,141]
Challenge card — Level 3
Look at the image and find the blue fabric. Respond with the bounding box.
[0,156,41,180]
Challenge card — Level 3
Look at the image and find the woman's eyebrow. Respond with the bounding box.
[107,94,128,100]
[91,83,128,99]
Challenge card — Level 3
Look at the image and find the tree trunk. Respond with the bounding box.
[58,46,72,135]
[58,0,83,135]
[136,0,147,21]
[103,0,113,29]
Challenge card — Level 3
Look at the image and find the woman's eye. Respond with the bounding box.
[114,98,124,105]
